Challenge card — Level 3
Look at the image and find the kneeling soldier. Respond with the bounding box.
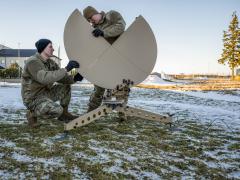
[21,39,83,127]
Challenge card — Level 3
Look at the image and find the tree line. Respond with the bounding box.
[0,63,22,78]
[218,11,240,79]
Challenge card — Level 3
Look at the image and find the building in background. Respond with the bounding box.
[0,44,10,50]
[0,44,61,69]
[0,49,37,69]
[236,68,240,76]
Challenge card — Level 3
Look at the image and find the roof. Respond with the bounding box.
[0,44,11,50]
[0,65,5,69]
[0,49,37,57]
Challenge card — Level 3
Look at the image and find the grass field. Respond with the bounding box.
[138,78,240,91]
[0,85,239,179]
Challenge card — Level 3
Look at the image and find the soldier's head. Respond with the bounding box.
[35,39,54,58]
[83,6,102,25]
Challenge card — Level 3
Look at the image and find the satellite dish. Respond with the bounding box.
[64,9,157,89]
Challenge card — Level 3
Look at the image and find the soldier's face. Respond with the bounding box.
[43,43,54,57]
[89,14,102,25]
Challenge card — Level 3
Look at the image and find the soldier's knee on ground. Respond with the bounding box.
[35,102,63,119]
[54,106,64,118]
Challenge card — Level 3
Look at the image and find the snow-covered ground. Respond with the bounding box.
[1,83,239,130]
[0,83,239,179]
[129,88,240,130]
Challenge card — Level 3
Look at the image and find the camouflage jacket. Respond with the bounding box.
[21,53,74,104]
[95,10,126,44]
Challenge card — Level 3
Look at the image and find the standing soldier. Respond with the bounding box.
[21,39,83,128]
[83,6,128,120]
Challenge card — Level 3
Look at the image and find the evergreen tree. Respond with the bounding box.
[218,12,240,78]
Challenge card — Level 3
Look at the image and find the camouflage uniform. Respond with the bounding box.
[21,53,75,119]
[87,10,128,113]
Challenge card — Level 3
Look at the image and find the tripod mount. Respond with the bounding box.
[64,79,172,131]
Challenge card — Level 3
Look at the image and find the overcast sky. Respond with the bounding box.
[0,0,239,75]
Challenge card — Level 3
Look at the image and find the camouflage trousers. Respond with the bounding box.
[87,85,105,112]
[25,84,71,119]
[88,85,129,120]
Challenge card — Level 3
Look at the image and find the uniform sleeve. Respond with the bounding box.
[103,11,126,38]
[51,60,75,84]
[27,60,67,85]
[57,75,75,84]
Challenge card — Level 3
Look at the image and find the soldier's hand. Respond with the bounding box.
[65,60,79,72]
[74,73,83,82]
[92,28,104,37]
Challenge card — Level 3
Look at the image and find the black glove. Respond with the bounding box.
[65,60,79,72]
[74,73,83,82]
[92,28,104,37]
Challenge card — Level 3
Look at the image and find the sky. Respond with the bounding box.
[0,0,239,75]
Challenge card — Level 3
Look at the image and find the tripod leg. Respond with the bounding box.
[64,105,112,131]
[119,106,172,124]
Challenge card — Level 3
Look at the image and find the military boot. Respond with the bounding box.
[58,106,78,122]
[26,110,39,128]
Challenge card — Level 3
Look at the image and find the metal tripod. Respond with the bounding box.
[64,79,172,131]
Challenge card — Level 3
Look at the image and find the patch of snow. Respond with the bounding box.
[173,90,240,102]
[11,152,65,168]
[140,75,177,85]
[0,153,4,158]
[0,87,24,109]
[138,171,160,180]
[104,159,124,173]
[89,143,138,162]
[36,156,65,168]
[105,160,161,180]
[42,139,54,147]
[75,148,111,164]
[0,139,16,148]
[63,143,73,148]
[228,171,240,179]
[0,170,13,180]
[71,167,89,180]
[12,152,32,162]
[42,134,76,149]
[0,82,21,87]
